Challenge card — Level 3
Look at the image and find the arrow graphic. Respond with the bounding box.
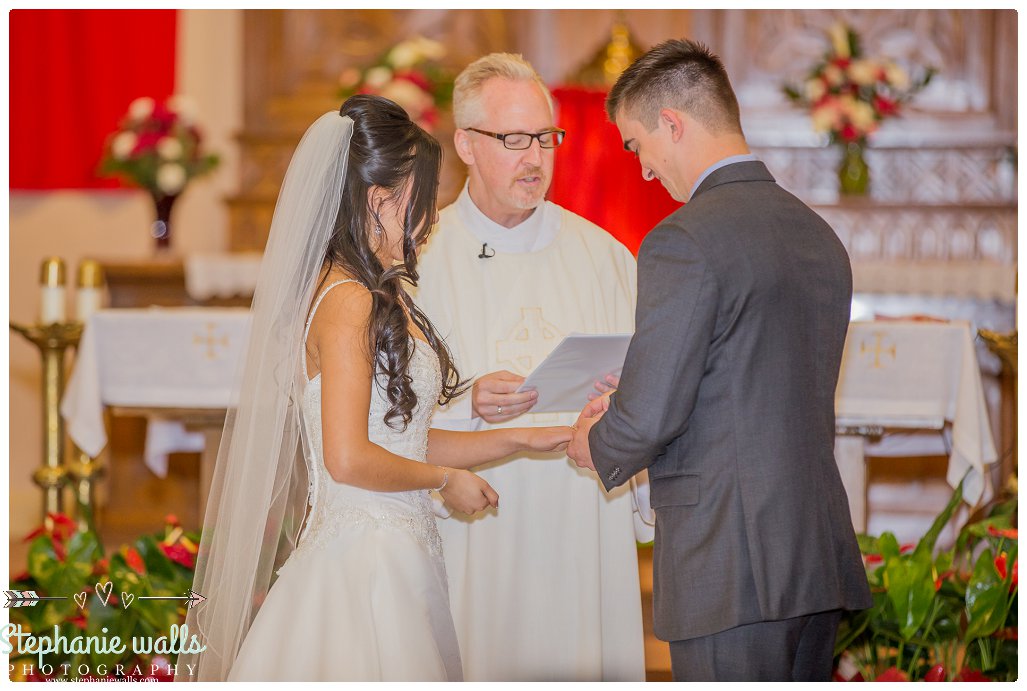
[136,590,207,609]
[4,590,68,608]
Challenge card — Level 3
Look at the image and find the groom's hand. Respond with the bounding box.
[568,399,606,471]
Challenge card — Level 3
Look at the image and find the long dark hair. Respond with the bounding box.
[316,94,465,430]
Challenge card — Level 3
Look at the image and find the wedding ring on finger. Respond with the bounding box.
[496,405,504,415]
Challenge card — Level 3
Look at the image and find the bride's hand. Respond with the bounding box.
[524,426,574,453]
[440,469,500,514]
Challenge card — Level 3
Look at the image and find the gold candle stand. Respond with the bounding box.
[10,321,84,520]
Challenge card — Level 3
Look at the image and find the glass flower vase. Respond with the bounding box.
[151,193,178,252]
[838,141,870,196]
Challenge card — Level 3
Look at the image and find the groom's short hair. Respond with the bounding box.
[606,39,742,136]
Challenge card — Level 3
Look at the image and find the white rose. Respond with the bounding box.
[157,137,184,160]
[848,60,879,87]
[828,23,851,59]
[111,132,138,160]
[884,62,910,90]
[387,42,420,70]
[811,101,840,133]
[167,95,198,125]
[823,64,845,88]
[415,37,446,61]
[364,66,393,89]
[156,163,187,195]
[850,99,878,131]
[128,97,155,121]
[804,78,826,102]
[379,80,432,117]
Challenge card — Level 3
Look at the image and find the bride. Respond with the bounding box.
[179,95,572,681]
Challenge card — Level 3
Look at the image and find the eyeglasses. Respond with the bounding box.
[466,127,566,150]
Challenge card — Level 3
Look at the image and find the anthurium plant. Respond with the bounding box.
[835,481,1017,681]
[7,514,199,681]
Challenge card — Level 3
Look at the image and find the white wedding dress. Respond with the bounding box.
[228,280,462,681]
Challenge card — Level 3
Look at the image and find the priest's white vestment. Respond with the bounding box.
[412,187,646,681]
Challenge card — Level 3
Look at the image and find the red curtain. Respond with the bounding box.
[549,86,682,254]
[10,10,178,190]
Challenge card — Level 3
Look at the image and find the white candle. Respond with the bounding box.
[39,257,66,324]
[75,260,105,323]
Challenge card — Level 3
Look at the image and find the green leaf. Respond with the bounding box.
[856,533,879,555]
[878,532,901,561]
[964,548,1012,641]
[915,480,963,559]
[884,550,936,640]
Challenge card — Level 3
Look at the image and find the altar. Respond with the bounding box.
[61,310,998,532]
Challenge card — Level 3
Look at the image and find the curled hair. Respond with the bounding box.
[317,94,466,429]
[452,52,554,128]
[605,38,742,135]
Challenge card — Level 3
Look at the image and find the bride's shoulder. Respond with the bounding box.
[309,273,372,327]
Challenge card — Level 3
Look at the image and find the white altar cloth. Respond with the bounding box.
[61,307,249,476]
[184,252,262,301]
[835,320,998,509]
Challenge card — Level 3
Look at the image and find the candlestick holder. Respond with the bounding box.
[10,320,84,519]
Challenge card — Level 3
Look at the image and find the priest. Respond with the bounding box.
[413,53,647,681]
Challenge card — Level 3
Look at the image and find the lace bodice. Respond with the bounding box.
[292,280,443,561]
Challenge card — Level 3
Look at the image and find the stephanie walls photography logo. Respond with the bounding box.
[3,585,207,682]
[6,513,207,681]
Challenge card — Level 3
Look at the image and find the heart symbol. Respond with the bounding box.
[121,592,135,609]
[95,581,114,607]
[73,591,88,609]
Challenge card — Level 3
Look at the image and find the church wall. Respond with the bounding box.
[8,10,244,536]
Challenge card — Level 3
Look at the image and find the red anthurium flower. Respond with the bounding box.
[875,666,908,681]
[160,542,197,569]
[955,668,991,682]
[124,547,146,575]
[395,69,431,92]
[924,665,946,681]
[865,553,883,565]
[987,525,1018,540]
[899,543,915,554]
[992,627,1017,640]
[164,513,181,528]
[70,613,88,630]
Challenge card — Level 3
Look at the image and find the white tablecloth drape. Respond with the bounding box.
[61,311,998,506]
[835,320,998,505]
[183,252,262,301]
[61,307,249,476]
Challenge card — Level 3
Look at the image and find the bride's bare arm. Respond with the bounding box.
[425,427,572,470]
[313,281,497,512]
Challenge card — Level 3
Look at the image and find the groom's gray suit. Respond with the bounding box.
[589,160,871,677]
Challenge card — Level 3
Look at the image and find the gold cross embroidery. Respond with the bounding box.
[859,331,897,369]
[193,323,230,360]
[495,307,563,375]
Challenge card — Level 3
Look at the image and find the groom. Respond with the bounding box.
[567,39,871,681]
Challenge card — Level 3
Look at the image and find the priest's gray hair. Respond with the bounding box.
[606,38,742,136]
[453,52,554,128]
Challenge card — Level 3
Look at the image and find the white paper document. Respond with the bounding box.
[517,333,633,414]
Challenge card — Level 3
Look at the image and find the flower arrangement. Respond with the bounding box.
[337,36,454,132]
[783,23,934,194]
[100,96,219,198]
[783,23,933,145]
[8,513,200,681]
[834,481,1017,682]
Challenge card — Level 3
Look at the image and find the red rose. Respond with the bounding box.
[873,94,899,117]
[839,123,860,142]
